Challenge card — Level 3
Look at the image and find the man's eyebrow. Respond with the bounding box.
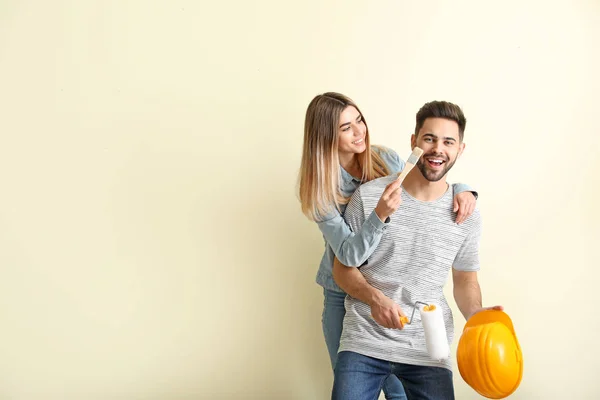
[422,133,456,142]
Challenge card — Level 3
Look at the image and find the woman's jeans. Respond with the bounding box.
[322,288,408,400]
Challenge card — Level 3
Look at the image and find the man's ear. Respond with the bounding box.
[411,134,416,149]
[457,142,466,158]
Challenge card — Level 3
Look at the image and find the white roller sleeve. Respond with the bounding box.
[420,304,449,360]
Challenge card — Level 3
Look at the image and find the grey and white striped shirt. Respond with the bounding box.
[338,174,482,370]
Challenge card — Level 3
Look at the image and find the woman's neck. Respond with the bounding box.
[339,152,361,179]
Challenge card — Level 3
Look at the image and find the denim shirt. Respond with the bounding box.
[315,146,477,292]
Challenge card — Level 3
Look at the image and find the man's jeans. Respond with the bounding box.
[322,289,407,399]
[332,351,455,400]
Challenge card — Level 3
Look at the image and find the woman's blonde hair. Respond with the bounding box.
[298,92,390,221]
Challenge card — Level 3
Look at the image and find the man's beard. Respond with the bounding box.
[416,153,457,182]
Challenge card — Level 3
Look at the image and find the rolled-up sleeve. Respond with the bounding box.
[452,183,479,199]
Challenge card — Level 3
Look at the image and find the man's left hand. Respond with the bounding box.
[468,305,504,320]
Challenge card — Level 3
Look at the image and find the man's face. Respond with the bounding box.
[411,117,465,182]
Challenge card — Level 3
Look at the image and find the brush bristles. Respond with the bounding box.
[406,147,424,165]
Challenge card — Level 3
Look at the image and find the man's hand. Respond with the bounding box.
[467,305,504,320]
[374,179,402,222]
[453,191,476,224]
[369,293,407,329]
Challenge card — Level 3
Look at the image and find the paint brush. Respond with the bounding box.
[396,147,424,184]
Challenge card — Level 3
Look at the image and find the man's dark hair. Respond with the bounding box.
[415,101,467,141]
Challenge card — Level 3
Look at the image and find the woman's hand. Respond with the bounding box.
[374,179,402,222]
[453,191,476,224]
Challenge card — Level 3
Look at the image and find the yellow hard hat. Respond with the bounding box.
[456,310,523,399]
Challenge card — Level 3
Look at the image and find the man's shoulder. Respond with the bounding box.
[440,189,482,228]
[462,207,482,231]
[355,175,395,198]
[346,176,393,216]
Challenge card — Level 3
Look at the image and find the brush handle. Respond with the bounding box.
[396,162,416,184]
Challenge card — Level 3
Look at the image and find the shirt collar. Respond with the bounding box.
[340,166,361,185]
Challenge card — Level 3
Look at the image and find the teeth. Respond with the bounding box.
[353,138,363,144]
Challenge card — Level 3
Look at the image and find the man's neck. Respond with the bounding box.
[402,168,449,202]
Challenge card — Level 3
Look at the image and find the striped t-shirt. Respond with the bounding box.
[338,174,482,370]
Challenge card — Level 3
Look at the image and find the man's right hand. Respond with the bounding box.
[374,179,402,222]
[369,293,407,329]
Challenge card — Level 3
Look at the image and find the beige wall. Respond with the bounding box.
[1,1,599,399]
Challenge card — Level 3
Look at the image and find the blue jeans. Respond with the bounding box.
[322,289,407,400]
[332,351,455,400]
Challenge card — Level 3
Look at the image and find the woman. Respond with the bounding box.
[298,92,477,400]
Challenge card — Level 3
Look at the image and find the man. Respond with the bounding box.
[331,101,502,400]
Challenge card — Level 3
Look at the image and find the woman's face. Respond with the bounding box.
[337,106,367,155]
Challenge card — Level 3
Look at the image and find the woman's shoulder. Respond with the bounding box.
[371,144,404,173]
[371,144,397,158]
